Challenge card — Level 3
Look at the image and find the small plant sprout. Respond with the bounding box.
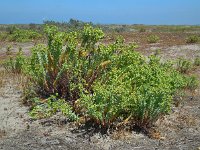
[6,45,12,55]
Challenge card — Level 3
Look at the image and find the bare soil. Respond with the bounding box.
[0,41,200,150]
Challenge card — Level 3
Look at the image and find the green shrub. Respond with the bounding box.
[176,58,192,73]
[147,35,160,43]
[25,25,186,129]
[186,35,199,43]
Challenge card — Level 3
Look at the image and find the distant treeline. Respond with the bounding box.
[43,19,94,32]
[0,19,135,33]
[0,18,200,34]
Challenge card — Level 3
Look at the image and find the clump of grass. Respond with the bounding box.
[18,46,22,52]
[154,49,161,56]
[194,56,200,66]
[139,28,146,32]
[184,75,199,90]
[186,35,199,44]
[176,57,192,73]
[0,32,7,41]
[3,47,25,74]
[147,35,160,43]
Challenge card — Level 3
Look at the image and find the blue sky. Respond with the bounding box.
[0,0,200,25]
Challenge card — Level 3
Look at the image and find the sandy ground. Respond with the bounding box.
[0,42,200,150]
[148,44,200,61]
[0,73,28,137]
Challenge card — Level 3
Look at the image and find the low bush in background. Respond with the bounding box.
[139,28,146,32]
[0,27,42,42]
[0,32,7,41]
[8,28,42,42]
[147,35,160,43]
[186,35,199,44]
